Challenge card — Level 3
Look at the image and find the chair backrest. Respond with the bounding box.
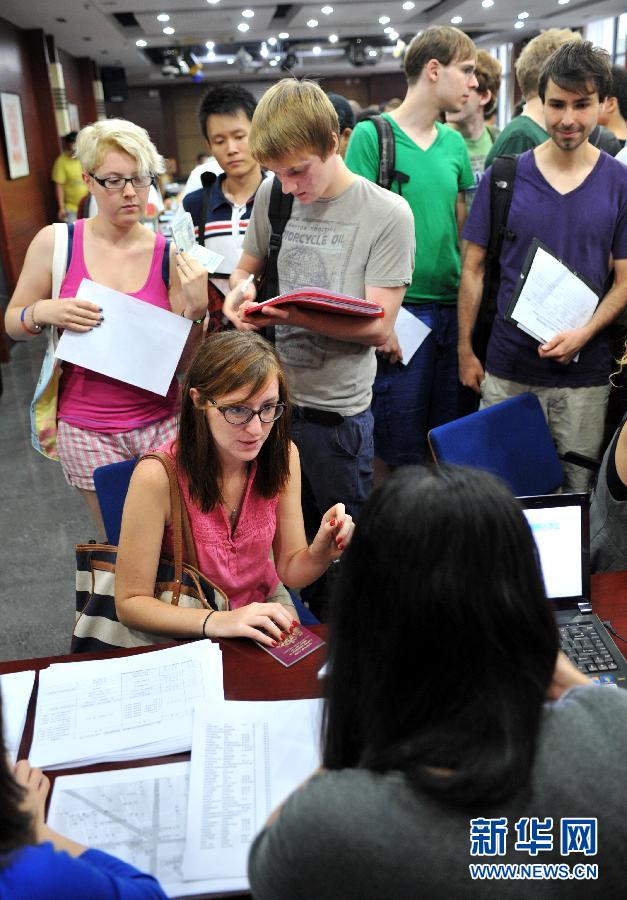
[428,393,564,496]
[93,458,138,545]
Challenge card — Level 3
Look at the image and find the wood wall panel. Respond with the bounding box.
[60,49,97,128]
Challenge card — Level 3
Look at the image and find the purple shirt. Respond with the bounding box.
[463,149,627,387]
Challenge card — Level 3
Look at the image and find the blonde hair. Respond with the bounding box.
[75,118,165,175]
[248,79,338,165]
[515,28,581,99]
[404,26,475,86]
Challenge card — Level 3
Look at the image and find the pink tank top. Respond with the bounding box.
[160,442,280,609]
[57,219,179,433]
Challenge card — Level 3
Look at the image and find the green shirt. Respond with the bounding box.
[345,115,474,304]
[485,115,547,168]
[460,126,495,210]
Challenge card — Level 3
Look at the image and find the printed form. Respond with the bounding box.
[29,642,224,769]
[0,670,36,762]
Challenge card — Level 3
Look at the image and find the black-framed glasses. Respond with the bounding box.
[210,401,286,425]
[90,173,154,191]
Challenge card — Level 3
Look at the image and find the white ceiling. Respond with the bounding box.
[0,0,624,84]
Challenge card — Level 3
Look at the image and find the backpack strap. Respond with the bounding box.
[197,171,218,248]
[259,177,294,301]
[162,239,171,287]
[52,222,70,299]
[364,115,409,194]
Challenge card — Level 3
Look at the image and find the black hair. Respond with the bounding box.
[538,40,612,104]
[610,65,627,121]
[197,83,257,141]
[322,465,558,807]
[0,693,35,867]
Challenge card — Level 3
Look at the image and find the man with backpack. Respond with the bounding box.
[459,41,627,492]
[345,26,476,477]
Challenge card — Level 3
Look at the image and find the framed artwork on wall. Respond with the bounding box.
[68,102,80,132]
[0,92,29,179]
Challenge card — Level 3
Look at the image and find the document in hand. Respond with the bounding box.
[182,699,323,887]
[0,670,36,763]
[244,287,384,318]
[29,642,224,769]
[505,240,600,356]
[54,279,192,395]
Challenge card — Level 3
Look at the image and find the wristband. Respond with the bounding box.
[181,310,205,325]
[202,609,216,638]
[20,306,41,336]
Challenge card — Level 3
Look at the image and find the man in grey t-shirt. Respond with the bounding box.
[223,80,414,604]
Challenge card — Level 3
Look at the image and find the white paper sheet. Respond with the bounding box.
[30,642,224,769]
[182,698,322,882]
[0,670,36,763]
[48,762,238,898]
[394,305,431,365]
[54,279,192,396]
[509,246,599,348]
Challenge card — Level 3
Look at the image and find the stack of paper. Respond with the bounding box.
[29,642,224,769]
[0,670,36,763]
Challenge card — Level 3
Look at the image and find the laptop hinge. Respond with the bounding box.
[577,600,593,615]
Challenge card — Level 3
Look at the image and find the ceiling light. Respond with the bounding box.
[384,26,394,33]
[312,45,322,55]
[269,58,279,66]
[268,36,277,46]
[278,31,289,39]
[379,15,390,24]
[260,42,269,58]
[206,40,215,49]
[238,22,249,31]
[481,0,494,7]
[307,18,319,27]
[557,0,569,4]
[402,1,415,9]
[518,10,529,18]
[135,39,147,47]
[242,8,254,17]
[227,57,235,64]
[451,16,463,24]
[389,30,399,40]
[321,5,333,13]
[329,33,339,43]
[368,48,378,57]
[157,13,169,22]
[163,26,175,35]
[207,0,221,4]
[514,20,525,28]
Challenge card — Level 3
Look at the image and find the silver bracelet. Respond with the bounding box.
[30,302,43,332]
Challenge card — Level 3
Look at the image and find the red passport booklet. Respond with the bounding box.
[256,625,326,667]
[243,288,384,318]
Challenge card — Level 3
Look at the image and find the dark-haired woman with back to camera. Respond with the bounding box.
[0,694,167,899]
[248,465,627,899]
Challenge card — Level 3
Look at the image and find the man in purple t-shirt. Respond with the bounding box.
[458,40,627,492]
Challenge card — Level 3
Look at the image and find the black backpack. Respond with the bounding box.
[362,115,409,193]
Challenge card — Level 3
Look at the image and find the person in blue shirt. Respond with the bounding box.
[0,696,167,899]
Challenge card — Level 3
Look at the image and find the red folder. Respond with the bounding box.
[243,287,384,318]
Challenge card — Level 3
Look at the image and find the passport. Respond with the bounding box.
[256,625,325,667]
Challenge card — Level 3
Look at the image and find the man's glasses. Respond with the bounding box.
[90,174,154,191]
[210,402,286,425]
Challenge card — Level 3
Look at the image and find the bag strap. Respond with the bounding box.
[260,177,293,301]
[140,451,200,600]
[197,171,218,248]
[486,154,518,264]
[363,115,410,194]
[51,222,69,299]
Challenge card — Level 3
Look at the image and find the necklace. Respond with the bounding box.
[224,466,249,529]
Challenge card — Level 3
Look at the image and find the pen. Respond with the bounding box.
[233,273,254,310]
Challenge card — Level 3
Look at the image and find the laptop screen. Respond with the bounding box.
[519,494,590,604]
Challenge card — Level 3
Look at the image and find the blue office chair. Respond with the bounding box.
[428,393,569,496]
[92,457,319,625]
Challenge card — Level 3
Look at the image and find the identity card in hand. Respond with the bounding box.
[171,209,224,273]
[256,624,325,667]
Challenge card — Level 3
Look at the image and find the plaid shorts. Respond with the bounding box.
[56,414,179,490]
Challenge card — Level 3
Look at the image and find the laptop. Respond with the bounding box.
[520,493,627,689]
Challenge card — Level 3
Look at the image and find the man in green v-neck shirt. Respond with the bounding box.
[345,26,475,474]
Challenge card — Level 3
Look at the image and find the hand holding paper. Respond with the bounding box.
[538,326,590,365]
[171,209,224,273]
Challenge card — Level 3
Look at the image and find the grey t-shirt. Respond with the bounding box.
[244,175,415,416]
[248,686,627,899]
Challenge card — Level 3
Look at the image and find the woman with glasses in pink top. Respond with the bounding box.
[4,119,208,535]
[115,330,354,646]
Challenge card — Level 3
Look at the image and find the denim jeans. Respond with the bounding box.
[373,303,461,466]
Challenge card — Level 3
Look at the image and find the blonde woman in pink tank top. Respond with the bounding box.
[115,331,355,647]
[5,119,208,536]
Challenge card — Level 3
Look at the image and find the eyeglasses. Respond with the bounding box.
[209,401,286,425]
[90,173,154,191]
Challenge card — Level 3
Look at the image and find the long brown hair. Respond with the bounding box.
[177,331,291,512]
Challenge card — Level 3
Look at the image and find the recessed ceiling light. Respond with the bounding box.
[514,20,525,28]
[389,30,399,40]
[368,48,378,57]
[329,33,339,43]
[557,0,569,4]
[481,0,494,7]
[451,15,463,24]
[163,26,175,34]
[227,57,235,63]
[278,31,289,39]
[157,13,169,22]
[206,40,215,49]
[242,8,254,17]
[260,43,269,58]
[379,15,390,24]
[321,5,334,13]
[312,45,322,55]
[136,39,147,47]
[207,0,220,4]
[268,36,277,46]
[518,10,529,18]
[402,1,415,9]
[307,18,319,27]
[269,58,279,66]
[237,22,250,31]
[384,25,394,33]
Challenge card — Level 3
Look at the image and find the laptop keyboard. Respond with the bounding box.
[559,621,620,675]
